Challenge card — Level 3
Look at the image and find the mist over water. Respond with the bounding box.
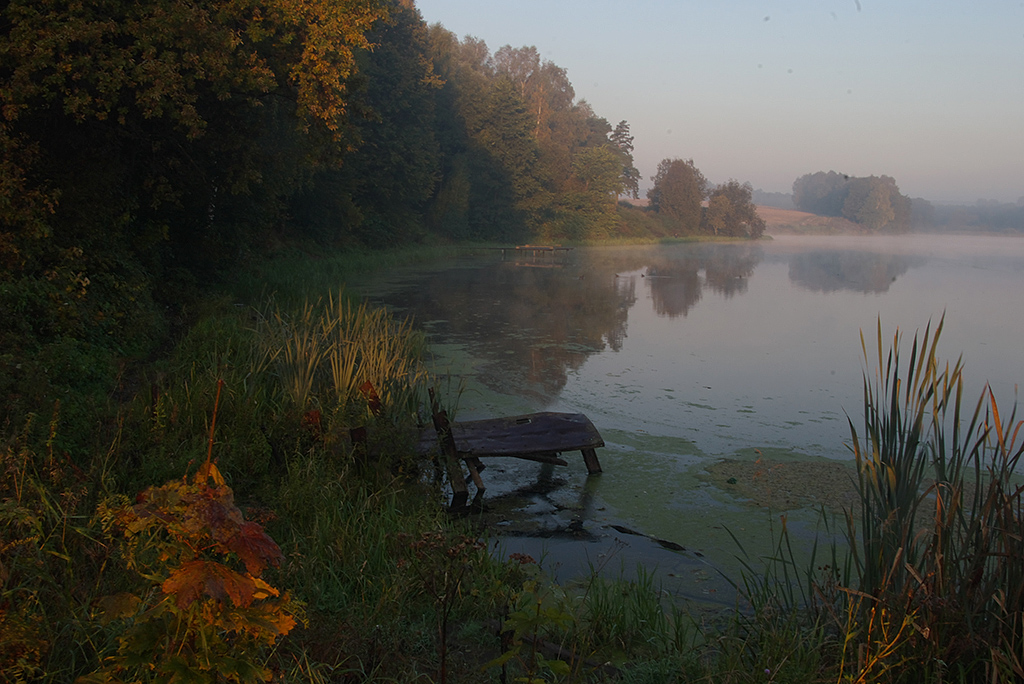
[358,235,1024,590]
[364,235,1023,462]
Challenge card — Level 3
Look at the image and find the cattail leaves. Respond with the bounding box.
[844,315,1024,678]
[256,291,428,422]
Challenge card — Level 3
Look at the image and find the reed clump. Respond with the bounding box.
[255,291,428,425]
[722,317,1024,683]
[839,316,1024,681]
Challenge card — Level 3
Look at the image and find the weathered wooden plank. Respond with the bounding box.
[447,412,604,457]
[465,456,486,494]
[418,411,603,504]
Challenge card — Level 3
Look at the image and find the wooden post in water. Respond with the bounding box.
[431,407,468,509]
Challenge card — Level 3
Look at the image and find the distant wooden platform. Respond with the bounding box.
[418,411,604,508]
[480,245,573,260]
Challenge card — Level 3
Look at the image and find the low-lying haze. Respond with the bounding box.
[414,0,1024,204]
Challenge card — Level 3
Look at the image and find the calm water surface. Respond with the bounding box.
[358,235,1024,594]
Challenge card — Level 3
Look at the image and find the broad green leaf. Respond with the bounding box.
[481,648,519,671]
[95,592,142,625]
[545,658,571,676]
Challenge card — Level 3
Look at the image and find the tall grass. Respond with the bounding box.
[718,511,846,683]
[572,565,689,658]
[843,316,1024,681]
[273,449,442,616]
[0,290,469,682]
[0,411,120,681]
[716,316,1024,683]
[255,291,428,425]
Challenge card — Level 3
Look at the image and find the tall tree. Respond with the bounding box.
[323,0,442,245]
[703,180,766,238]
[554,145,623,239]
[792,171,850,216]
[424,27,491,238]
[794,170,911,232]
[610,120,640,200]
[1,0,389,272]
[494,46,575,141]
[0,0,388,437]
[531,61,576,139]
[572,146,624,197]
[888,182,913,233]
[429,33,627,242]
[842,176,895,230]
[648,158,707,233]
[426,34,655,242]
[476,76,539,193]
[492,45,541,99]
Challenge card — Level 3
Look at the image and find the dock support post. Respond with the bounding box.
[465,457,486,504]
[432,408,468,508]
[581,448,602,474]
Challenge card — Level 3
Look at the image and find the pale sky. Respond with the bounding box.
[414,0,1024,204]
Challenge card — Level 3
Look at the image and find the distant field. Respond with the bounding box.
[756,206,867,234]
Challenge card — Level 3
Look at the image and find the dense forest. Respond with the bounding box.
[0,0,768,433]
[0,3,776,680]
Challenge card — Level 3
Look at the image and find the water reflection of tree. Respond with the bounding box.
[392,260,636,402]
[646,261,703,318]
[788,250,918,293]
[645,244,762,318]
[377,244,764,401]
[704,245,759,297]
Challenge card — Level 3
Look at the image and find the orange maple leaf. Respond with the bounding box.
[195,459,227,486]
[191,492,244,545]
[162,560,256,610]
[227,521,284,576]
[359,381,383,416]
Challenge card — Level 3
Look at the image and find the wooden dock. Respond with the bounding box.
[480,244,573,260]
[418,411,604,508]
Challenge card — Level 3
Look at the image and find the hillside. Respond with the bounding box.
[756,206,868,235]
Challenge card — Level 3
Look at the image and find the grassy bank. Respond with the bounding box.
[3,246,1022,683]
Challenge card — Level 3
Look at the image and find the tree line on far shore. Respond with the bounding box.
[786,171,1023,233]
[792,171,912,231]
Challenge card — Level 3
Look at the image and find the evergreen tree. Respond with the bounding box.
[610,120,641,200]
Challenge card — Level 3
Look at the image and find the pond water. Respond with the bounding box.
[358,235,1024,602]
